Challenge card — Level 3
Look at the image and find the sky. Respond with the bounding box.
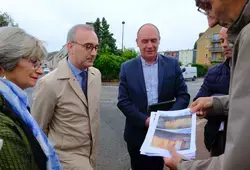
[0,0,210,53]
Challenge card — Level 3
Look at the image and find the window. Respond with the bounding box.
[213,33,220,40]
[205,54,208,58]
[212,53,216,61]
[214,43,219,47]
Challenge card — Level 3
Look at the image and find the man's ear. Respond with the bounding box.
[66,42,73,55]
[136,38,139,47]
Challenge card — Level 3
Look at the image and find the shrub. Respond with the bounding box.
[178,61,182,66]
[122,49,138,60]
[94,54,127,81]
[191,63,208,77]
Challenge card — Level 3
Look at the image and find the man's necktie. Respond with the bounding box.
[80,70,88,96]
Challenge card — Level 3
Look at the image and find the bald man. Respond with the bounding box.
[117,23,190,170]
[193,27,232,157]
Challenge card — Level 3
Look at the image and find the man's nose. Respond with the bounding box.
[147,41,153,48]
[91,48,97,56]
[223,41,228,49]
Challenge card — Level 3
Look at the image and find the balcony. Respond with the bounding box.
[212,58,224,62]
[209,47,223,52]
[210,38,221,43]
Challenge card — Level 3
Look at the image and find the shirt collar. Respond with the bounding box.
[140,55,159,66]
[67,58,87,77]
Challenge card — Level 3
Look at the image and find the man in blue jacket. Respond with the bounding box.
[117,23,190,170]
[193,27,231,156]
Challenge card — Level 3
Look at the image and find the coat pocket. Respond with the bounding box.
[61,134,91,150]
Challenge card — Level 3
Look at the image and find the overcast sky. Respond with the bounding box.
[0,0,209,52]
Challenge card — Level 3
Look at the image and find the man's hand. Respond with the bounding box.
[145,117,150,127]
[190,97,213,118]
[164,145,182,170]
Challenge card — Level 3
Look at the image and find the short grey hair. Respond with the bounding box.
[0,26,47,72]
[67,24,94,43]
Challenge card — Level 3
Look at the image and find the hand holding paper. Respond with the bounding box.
[164,145,181,170]
[190,97,213,118]
[140,108,196,159]
[145,117,150,127]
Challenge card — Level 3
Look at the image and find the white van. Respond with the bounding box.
[181,66,197,81]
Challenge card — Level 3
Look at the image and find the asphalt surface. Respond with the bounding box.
[25,78,210,170]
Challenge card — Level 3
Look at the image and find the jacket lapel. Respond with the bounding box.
[158,55,164,96]
[87,68,95,87]
[137,57,147,95]
[68,79,88,106]
[57,58,88,106]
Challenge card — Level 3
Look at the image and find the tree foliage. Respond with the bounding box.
[0,12,18,27]
[87,17,117,55]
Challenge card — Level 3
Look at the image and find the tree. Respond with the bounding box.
[122,48,138,60]
[100,17,117,54]
[0,12,18,27]
[89,17,118,55]
[193,41,197,49]
[93,18,101,41]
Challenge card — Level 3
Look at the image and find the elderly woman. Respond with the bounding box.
[0,27,61,170]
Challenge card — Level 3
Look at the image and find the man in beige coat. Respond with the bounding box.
[164,0,250,169]
[32,24,101,170]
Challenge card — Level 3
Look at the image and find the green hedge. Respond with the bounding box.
[191,63,208,77]
[94,49,138,81]
[94,54,126,81]
[95,49,209,81]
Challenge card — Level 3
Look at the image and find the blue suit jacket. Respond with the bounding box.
[117,55,190,147]
[193,59,230,151]
[193,59,230,101]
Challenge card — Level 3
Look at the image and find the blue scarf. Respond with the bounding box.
[0,78,61,170]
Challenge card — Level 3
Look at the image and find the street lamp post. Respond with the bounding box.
[122,21,125,51]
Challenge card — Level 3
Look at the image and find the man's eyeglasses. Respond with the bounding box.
[197,7,209,16]
[72,41,99,53]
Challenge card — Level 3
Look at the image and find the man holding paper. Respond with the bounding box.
[164,0,250,169]
[117,23,190,170]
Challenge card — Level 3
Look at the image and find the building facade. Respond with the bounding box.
[178,50,194,66]
[196,25,225,65]
[164,51,179,60]
[43,45,68,69]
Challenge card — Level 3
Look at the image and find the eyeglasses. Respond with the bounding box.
[72,41,99,53]
[22,57,42,69]
[197,0,211,16]
[197,7,209,16]
[29,59,42,69]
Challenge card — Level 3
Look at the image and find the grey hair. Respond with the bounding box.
[0,26,47,72]
[67,24,94,43]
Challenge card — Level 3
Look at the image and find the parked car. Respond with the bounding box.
[181,66,197,81]
[43,67,50,74]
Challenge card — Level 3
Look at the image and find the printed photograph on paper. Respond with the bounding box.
[156,114,192,130]
[151,129,191,151]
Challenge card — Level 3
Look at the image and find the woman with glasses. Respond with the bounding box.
[0,27,61,170]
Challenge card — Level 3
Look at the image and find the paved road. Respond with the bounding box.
[25,78,209,170]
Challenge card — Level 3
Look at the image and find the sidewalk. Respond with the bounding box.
[102,81,119,86]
